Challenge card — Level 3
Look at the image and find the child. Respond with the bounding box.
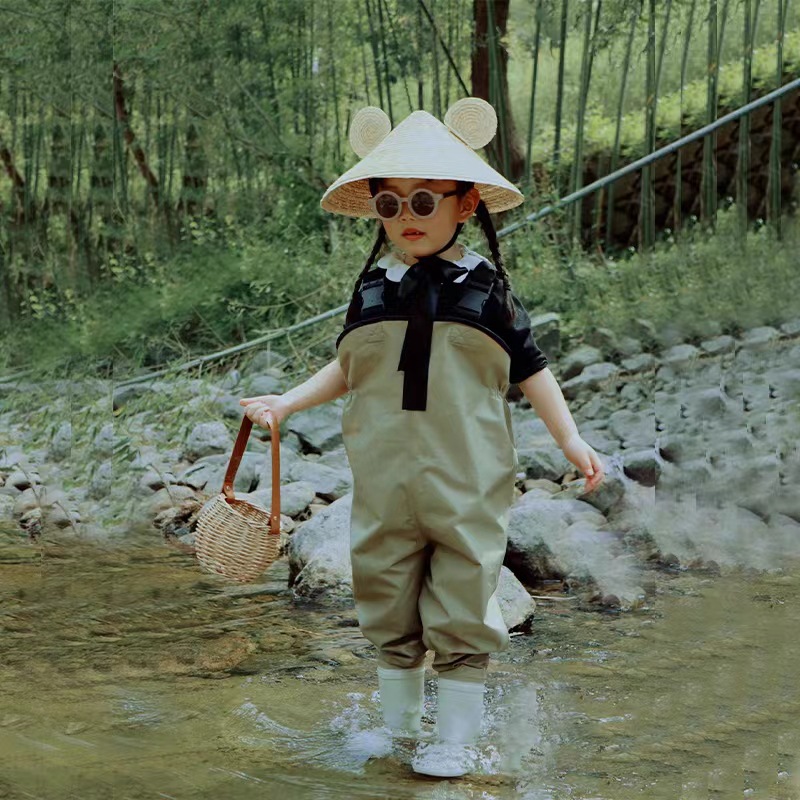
[240,97,604,778]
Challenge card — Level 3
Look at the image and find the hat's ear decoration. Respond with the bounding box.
[444,97,497,150]
[349,106,392,158]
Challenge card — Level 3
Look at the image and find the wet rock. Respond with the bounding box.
[600,594,620,608]
[92,423,116,458]
[287,403,344,454]
[497,566,536,631]
[607,408,656,449]
[12,485,67,517]
[700,334,736,356]
[0,447,26,471]
[154,498,203,540]
[561,345,604,381]
[183,421,234,462]
[49,503,81,530]
[245,349,290,373]
[49,421,73,461]
[622,449,659,487]
[286,458,352,502]
[316,446,349,469]
[239,373,286,399]
[779,317,800,336]
[148,485,199,516]
[178,450,270,495]
[112,382,155,410]
[505,493,608,584]
[663,343,700,369]
[522,479,559,495]
[515,445,571,482]
[739,326,780,351]
[219,368,241,390]
[586,328,643,360]
[621,352,658,373]
[561,362,619,399]
[556,463,628,516]
[139,468,177,492]
[256,480,315,518]
[529,311,561,357]
[287,493,354,602]
[0,495,15,518]
[89,461,113,499]
[6,468,42,492]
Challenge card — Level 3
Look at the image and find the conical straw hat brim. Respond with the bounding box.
[320,110,524,217]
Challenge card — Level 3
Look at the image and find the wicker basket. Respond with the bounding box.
[194,411,281,583]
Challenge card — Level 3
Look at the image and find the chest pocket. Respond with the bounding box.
[337,321,387,391]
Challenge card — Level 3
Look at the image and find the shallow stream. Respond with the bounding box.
[1,528,798,799]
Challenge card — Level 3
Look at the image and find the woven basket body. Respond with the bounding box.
[195,413,281,583]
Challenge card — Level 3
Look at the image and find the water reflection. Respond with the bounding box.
[1,528,798,799]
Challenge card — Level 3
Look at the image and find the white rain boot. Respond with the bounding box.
[377,665,426,739]
[411,677,485,778]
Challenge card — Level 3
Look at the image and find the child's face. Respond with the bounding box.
[376,177,480,260]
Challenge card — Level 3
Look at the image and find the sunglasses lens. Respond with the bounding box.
[375,192,400,219]
[410,190,436,217]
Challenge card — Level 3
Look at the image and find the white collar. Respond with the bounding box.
[376,246,490,283]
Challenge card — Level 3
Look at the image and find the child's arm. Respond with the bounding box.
[280,358,349,413]
[518,367,604,491]
[240,358,348,429]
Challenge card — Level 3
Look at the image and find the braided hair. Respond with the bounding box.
[472,193,517,324]
[345,177,516,326]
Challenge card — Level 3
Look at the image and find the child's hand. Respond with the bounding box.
[239,394,292,431]
[560,433,604,492]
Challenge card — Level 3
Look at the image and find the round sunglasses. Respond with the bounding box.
[368,188,459,221]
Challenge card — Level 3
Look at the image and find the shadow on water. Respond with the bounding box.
[1,526,798,799]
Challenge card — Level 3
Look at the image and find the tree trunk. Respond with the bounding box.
[471,0,524,183]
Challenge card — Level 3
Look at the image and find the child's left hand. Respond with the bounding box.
[560,433,604,492]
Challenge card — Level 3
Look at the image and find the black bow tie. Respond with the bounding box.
[396,256,470,411]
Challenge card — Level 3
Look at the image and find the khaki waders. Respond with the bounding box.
[337,319,519,684]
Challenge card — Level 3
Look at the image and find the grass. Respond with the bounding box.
[2,204,796,382]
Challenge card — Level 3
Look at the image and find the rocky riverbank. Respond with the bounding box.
[2,313,799,622]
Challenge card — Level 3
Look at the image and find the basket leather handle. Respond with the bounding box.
[222,413,281,536]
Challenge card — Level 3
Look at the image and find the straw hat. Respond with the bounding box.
[320,97,524,218]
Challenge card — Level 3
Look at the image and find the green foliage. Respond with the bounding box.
[509,206,800,345]
[3,201,796,379]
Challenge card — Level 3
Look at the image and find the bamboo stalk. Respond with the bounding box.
[258,1,282,133]
[416,0,424,108]
[364,0,385,114]
[326,0,342,166]
[375,0,393,122]
[570,0,593,245]
[553,0,569,195]
[432,0,441,117]
[380,0,413,112]
[524,0,542,197]
[641,0,656,251]
[356,0,372,106]
[767,0,788,239]
[673,0,697,240]
[737,0,758,238]
[444,0,453,109]
[606,6,639,250]
[702,0,719,228]
[486,0,510,179]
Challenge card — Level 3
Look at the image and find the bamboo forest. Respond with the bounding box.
[1,0,799,797]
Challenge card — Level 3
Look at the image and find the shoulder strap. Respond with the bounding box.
[357,268,386,316]
[451,260,496,319]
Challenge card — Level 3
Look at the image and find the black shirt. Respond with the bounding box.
[339,260,549,385]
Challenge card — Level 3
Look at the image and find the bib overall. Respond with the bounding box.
[336,259,520,684]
